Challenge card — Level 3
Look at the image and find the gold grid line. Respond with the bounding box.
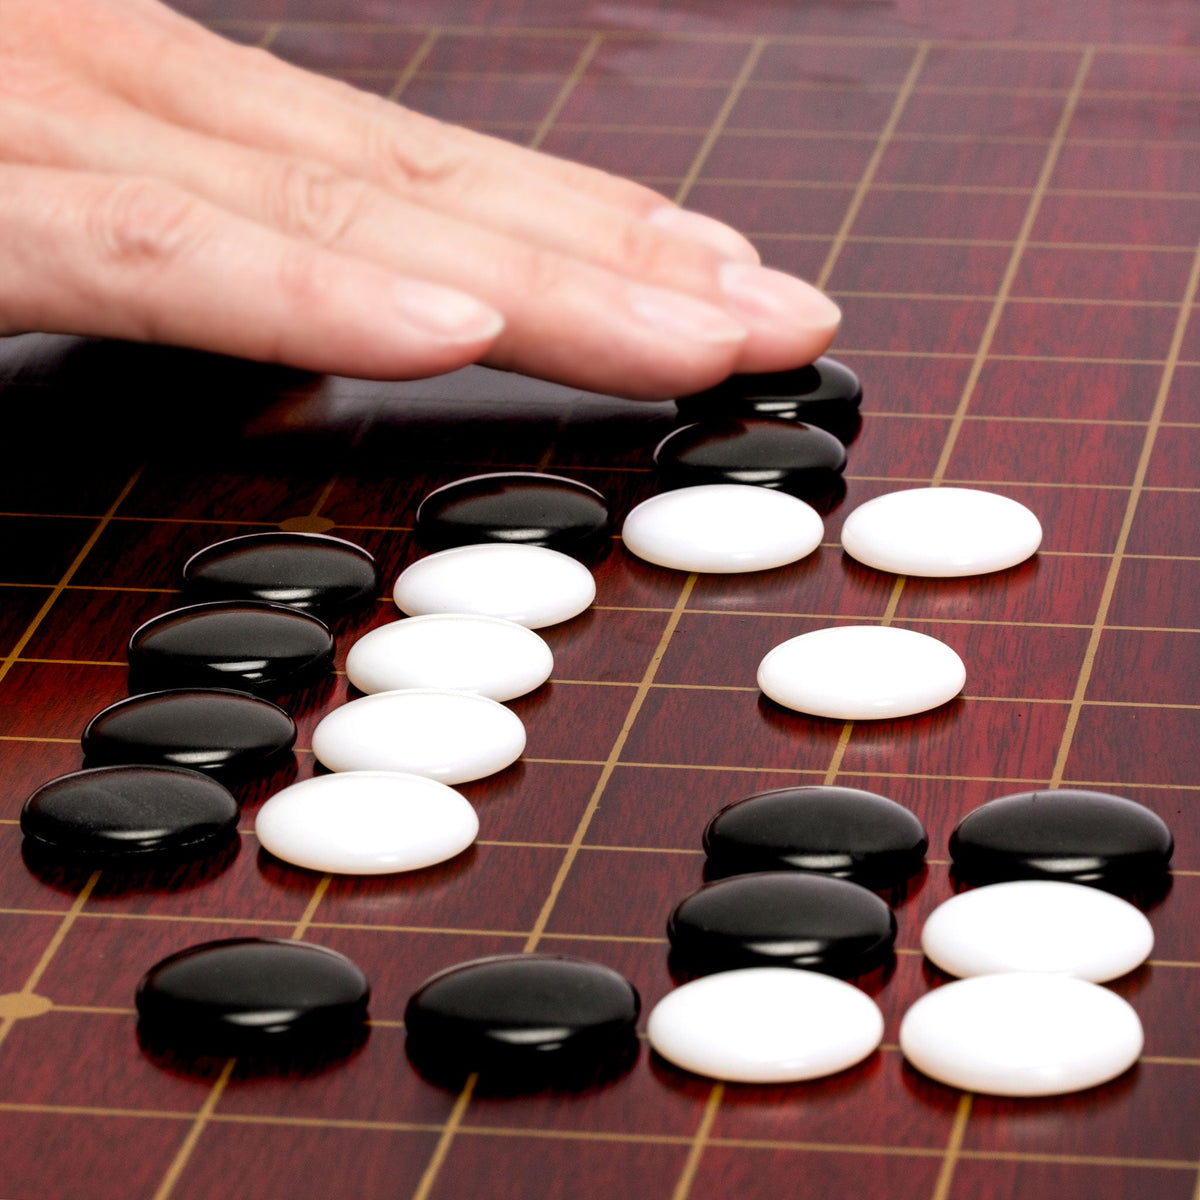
[0,737,1190,792]
[672,1084,725,1200]
[814,42,931,290]
[485,120,1200,153]
[411,1076,477,1200]
[526,34,603,150]
[202,19,1200,53]
[673,38,767,207]
[0,471,142,691]
[149,835,343,1198]
[1048,239,1200,785]
[3,1095,1200,1166]
[832,294,1187,309]
[390,583,697,1198]
[17,875,100,997]
[150,1060,237,1200]
[388,27,441,101]
[0,471,144,1057]
[930,47,1096,484]
[410,38,762,1200]
[366,66,1200,103]
[931,1095,974,1200]
[290,877,332,939]
[522,576,699,952]
[23,660,1200,706]
[8,909,1200,959]
[813,53,1093,805]
[0,874,101,1054]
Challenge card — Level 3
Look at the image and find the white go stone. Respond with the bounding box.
[757,625,965,720]
[646,967,884,1083]
[311,689,525,784]
[393,544,595,629]
[899,973,1143,1096]
[621,484,823,573]
[255,771,478,874]
[346,614,553,701]
[921,880,1153,983]
[841,487,1042,577]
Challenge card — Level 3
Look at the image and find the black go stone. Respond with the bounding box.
[181,532,379,616]
[404,955,640,1081]
[82,688,296,774]
[653,417,847,499]
[674,356,862,438]
[136,938,370,1054]
[415,472,611,557]
[20,765,238,865]
[668,872,896,978]
[127,602,334,693]
[950,788,1174,887]
[703,785,927,887]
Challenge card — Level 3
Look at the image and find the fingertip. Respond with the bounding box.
[391,281,505,345]
[647,206,761,264]
[718,263,842,332]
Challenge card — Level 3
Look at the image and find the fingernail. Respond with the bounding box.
[393,281,505,343]
[628,283,748,344]
[718,262,842,329]
[648,206,761,263]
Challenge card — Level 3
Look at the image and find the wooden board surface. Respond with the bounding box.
[1,0,1199,1196]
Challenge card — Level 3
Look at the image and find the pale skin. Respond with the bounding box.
[0,0,842,399]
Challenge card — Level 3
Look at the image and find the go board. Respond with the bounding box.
[1,0,1199,1195]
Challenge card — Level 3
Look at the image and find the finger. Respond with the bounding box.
[2,92,752,397]
[62,9,841,373]
[0,164,503,378]
[71,9,761,262]
[95,0,742,242]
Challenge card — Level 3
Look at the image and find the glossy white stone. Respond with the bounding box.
[393,544,595,629]
[757,625,965,720]
[621,484,823,573]
[255,771,478,874]
[921,880,1153,983]
[310,689,525,784]
[345,614,553,701]
[841,487,1042,577]
[899,973,1143,1096]
[646,967,884,1083]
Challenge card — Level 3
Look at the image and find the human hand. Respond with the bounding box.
[0,0,841,398]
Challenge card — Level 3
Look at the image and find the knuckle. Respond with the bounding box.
[364,107,475,194]
[88,178,203,270]
[268,163,372,248]
[273,243,335,313]
[611,217,680,280]
[0,53,85,110]
[512,244,572,303]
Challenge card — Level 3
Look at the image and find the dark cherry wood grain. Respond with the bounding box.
[0,2,1198,1198]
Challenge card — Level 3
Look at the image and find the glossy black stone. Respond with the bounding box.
[949,789,1174,886]
[703,785,927,886]
[127,602,334,692]
[653,417,847,497]
[668,872,896,977]
[136,938,370,1053]
[82,688,296,774]
[415,472,611,555]
[20,765,238,864]
[674,356,862,435]
[404,955,640,1078]
[181,532,379,615]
